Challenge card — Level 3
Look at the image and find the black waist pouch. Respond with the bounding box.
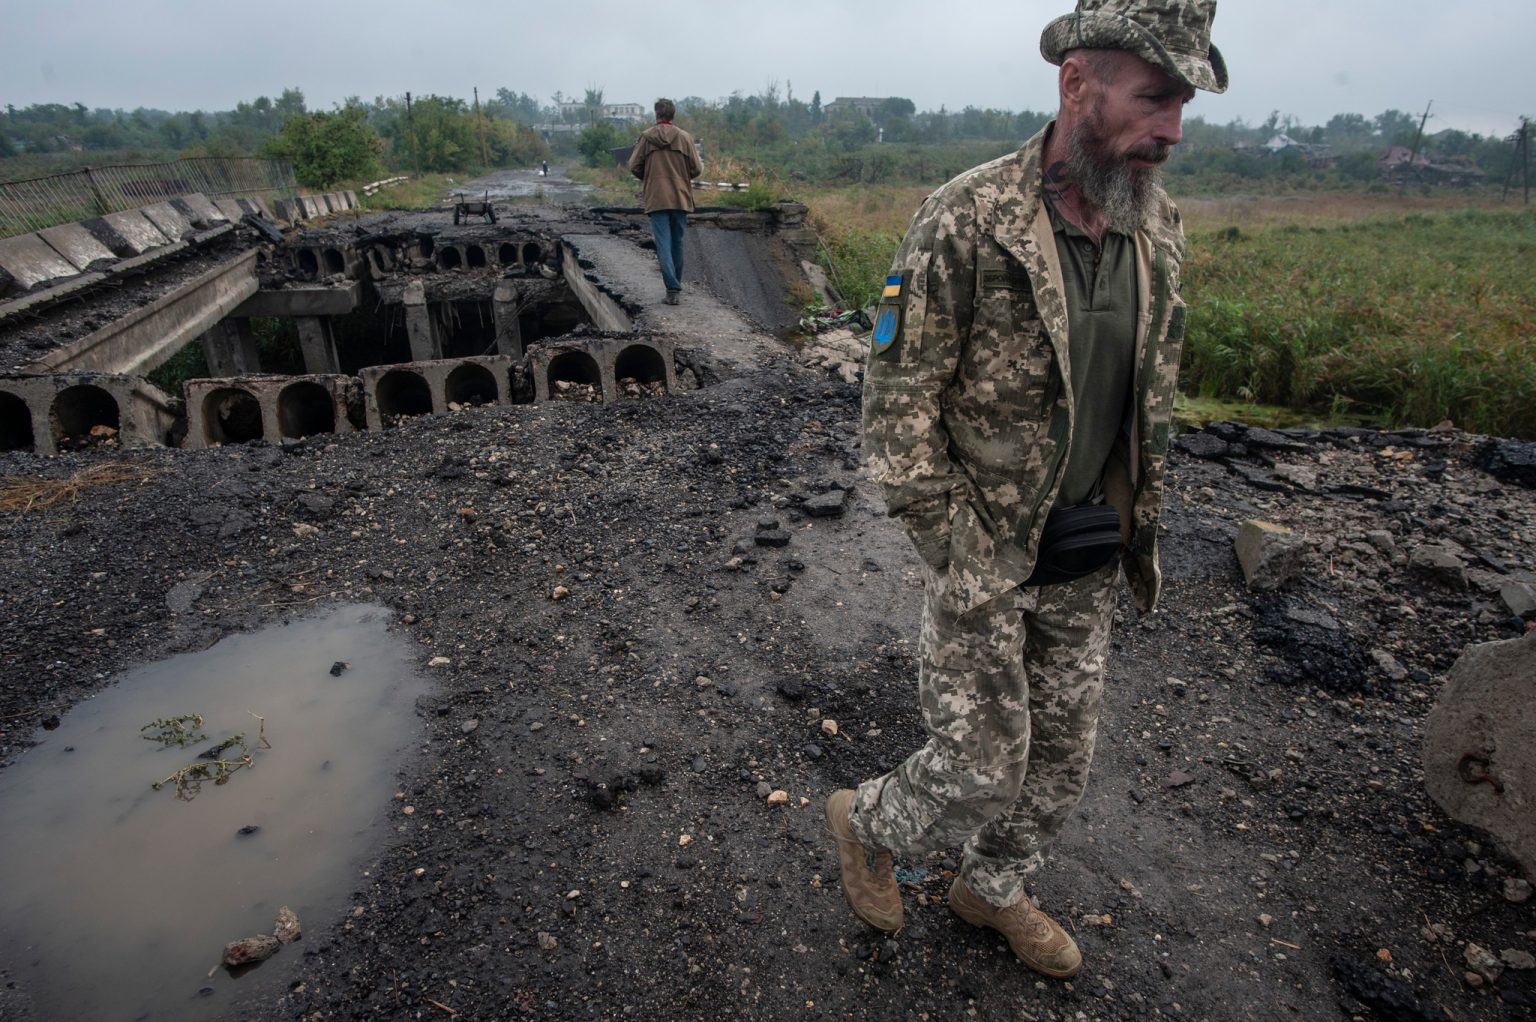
[1021,504,1122,587]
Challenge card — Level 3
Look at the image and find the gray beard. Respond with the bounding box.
[1065,120,1162,232]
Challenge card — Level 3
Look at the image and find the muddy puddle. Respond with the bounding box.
[0,603,427,1022]
[460,164,594,202]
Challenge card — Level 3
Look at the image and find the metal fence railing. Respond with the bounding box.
[0,157,298,239]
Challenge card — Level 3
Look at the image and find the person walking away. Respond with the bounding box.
[826,0,1228,979]
[628,98,702,305]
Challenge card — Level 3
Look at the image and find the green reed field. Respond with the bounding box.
[801,187,1536,439]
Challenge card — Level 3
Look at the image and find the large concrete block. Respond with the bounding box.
[175,193,230,228]
[37,223,118,272]
[1424,630,1536,879]
[359,354,517,430]
[0,372,178,455]
[271,198,302,225]
[139,201,196,242]
[528,336,675,404]
[91,211,172,256]
[212,198,248,224]
[183,374,356,449]
[0,233,82,296]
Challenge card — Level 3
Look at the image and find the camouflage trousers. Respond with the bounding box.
[849,559,1120,908]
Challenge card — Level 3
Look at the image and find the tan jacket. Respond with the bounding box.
[862,122,1188,616]
[628,122,702,213]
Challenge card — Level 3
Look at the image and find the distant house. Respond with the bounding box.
[1259,133,1337,168]
[603,103,644,121]
[1380,146,1485,186]
[556,101,646,124]
[824,97,890,120]
[1378,145,1431,171]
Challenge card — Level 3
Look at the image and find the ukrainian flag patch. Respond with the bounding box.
[871,272,909,358]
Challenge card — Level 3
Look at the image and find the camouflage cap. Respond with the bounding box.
[1040,0,1228,94]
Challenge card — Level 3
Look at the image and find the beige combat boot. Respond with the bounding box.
[824,789,903,933]
[948,875,1082,978]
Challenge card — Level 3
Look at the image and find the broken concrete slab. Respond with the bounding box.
[232,282,361,319]
[1235,520,1305,592]
[37,223,119,272]
[91,211,172,256]
[184,373,356,449]
[360,355,518,430]
[1424,629,1536,879]
[0,233,84,296]
[138,201,197,242]
[174,193,229,228]
[0,372,179,455]
[27,249,258,375]
[212,198,248,224]
[529,336,675,404]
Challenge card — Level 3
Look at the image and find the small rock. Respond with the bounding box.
[1500,582,1536,619]
[820,719,839,737]
[427,656,451,668]
[767,789,790,806]
[1273,464,1318,489]
[755,781,773,799]
[273,906,301,944]
[552,585,570,601]
[1370,649,1409,682]
[678,834,693,847]
[537,932,558,951]
[1465,942,1505,983]
[1365,530,1396,554]
[328,661,349,677]
[1235,520,1305,592]
[1163,771,1196,789]
[754,529,791,549]
[1505,878,1533,904]
[223,934,280,967]
[1409,544,1467,589]
[1503,949,1536,971]
[461,719,479,734]
[1258,914,1273,927]
[803,490,848,518]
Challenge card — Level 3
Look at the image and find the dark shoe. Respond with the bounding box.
[825,789,903,933]
[664,290,681,305]
[948,875,1081,978]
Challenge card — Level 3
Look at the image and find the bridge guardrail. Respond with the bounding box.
[0,157,298,239]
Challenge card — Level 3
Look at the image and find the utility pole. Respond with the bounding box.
[473,86,490,167]
[405,91,419,177]
[1502,117,1530,205]
[1402,100,1432,190]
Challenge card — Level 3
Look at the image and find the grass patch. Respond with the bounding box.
[799,185,927,310]
[352,173,460,210]
[1183,208,1536,437]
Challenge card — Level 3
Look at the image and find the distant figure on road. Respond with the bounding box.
[627,98,702,306]
[541,160,548,176]
[827,0,1228,980]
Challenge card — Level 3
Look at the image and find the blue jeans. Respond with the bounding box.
[648,210,688,292]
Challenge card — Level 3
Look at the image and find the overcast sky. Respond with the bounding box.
[2,1,1531,138]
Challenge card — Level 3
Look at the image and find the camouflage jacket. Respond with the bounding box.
[861,122,1187,616]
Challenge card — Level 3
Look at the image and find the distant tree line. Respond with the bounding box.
[1,83,1519,191]
[0,88,550,188]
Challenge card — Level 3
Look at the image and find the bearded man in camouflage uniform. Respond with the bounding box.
[826,0,1227,978]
